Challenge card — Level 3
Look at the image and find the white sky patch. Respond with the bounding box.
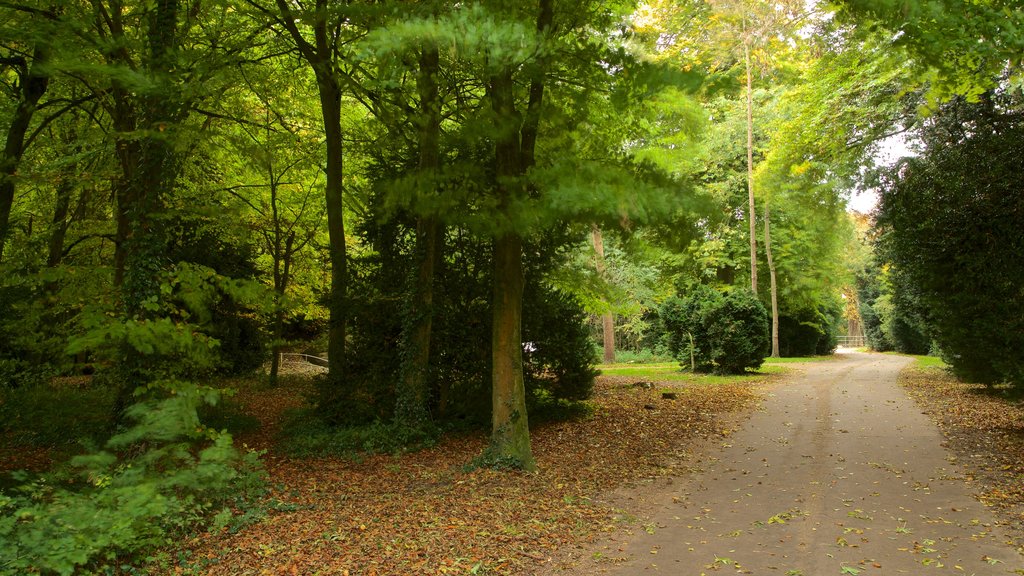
[874,132,914,166]
[847,132,916,214]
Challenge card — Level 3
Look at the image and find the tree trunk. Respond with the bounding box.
[491,231,534,470]
[483,0,551,470]
[765,200,780,357]
[397,216,438,425]
[591,226,615,363]
[46,174,74,268]
[110,0,186,422]
[743,27,758,294]
[0,44,49,263]
[316,67,348,383]
[396,47,443,427]
[487,64,535,471]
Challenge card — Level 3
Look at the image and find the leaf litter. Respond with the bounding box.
[175,371,768,575]
[900,366,1024,554]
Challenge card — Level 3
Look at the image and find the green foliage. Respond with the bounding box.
[778,304,841,357]
[833,0,1024,102]
[0,384,116,448]
[465,445,535,473]
[857,259,930,354]
[280,412,440,458]
[875,93,1024,387]
[326,195,599,429]
[0,386,266,575]
[660,285,769,375]
[523,284,599,401]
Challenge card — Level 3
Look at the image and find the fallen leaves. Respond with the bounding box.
[170,372,766,575]
[900,367,1024,554]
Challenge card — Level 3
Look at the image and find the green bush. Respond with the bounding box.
[0,385,266,575]
[661,286,769,374]
[778,305,840,357]
[523,284,599,401]
[876,94,1023,385]
[0,384,116,447]
[280,411,440,458]
[327,216,598,428]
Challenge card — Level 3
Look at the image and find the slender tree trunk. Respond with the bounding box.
[315,68,348,383]
[743,28,758,294]
[111,84,138,287]
[397,216,438,424]
[46,174,74,268]
[591,225,615,363]
[765,200,780,357]
[269,231,294,387]
[0,44,49,263]
[396,47,442,427]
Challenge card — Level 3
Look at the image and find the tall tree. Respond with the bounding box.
[591,225,615,363]
[0,3,53,263]
[244,0,353,384]
[394,44,443,428]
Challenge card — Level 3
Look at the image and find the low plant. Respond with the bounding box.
[0,384,266,575]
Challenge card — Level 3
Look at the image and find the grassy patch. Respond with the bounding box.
[885,352,949,369]
[598,362,787,384]
[913,355,948,369]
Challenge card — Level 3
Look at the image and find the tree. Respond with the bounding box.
[875,92,1024,387]
[0,2,55,263]
[833,0,1024,102]
[243,0,356,385]
[590,226,616,363]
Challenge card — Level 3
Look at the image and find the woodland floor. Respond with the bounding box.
[171,364,771,575]
[3,354,1023,575]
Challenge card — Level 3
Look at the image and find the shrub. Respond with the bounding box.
[523,284,599,401]
[0,385,266,575]
[876,94,1023,385]
[661,286,769,374]
[778,304,841,357]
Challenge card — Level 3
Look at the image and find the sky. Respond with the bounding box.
[846,133,915,214]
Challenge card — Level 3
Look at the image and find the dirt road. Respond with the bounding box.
[563,351,1024,575]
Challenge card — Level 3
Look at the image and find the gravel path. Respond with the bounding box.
[565,351,1024,575]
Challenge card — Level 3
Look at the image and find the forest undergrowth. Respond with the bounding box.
[162,369,768,575]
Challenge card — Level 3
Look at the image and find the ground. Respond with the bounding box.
[3,352,1023,575]
[172,362,767,575]
[540,351,1024,575]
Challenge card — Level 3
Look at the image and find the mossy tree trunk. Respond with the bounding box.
[396,46,443,427]
[484,0,553,471]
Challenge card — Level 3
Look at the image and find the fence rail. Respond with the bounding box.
[836,335,866,347]
[279,352,329,368]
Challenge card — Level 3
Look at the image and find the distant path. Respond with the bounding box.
[568,351,1024,575]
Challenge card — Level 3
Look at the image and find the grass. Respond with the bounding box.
[883,351,949,369]
[598,361,788,384]
[914,355,949,369]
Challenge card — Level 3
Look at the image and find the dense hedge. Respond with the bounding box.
[876,94,1024,386]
